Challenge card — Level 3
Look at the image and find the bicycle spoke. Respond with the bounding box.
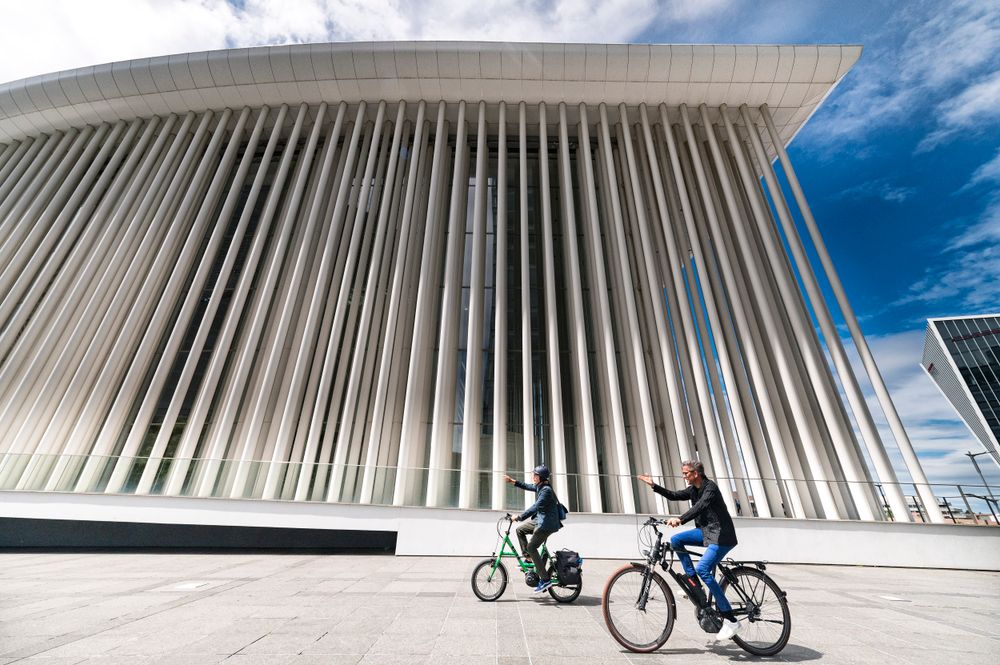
[721,568,790,656]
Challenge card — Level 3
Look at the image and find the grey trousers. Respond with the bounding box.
[516,519,554,581]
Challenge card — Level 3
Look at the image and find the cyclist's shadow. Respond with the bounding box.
[709,643,823,662]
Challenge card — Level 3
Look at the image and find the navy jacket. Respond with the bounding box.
[653,478,737,546]
[515,480,562,532]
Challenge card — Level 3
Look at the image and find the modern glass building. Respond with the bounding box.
[922,315,1000,469]
[0,42,945,522]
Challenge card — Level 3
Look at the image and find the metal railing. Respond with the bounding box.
[0,451,997,525]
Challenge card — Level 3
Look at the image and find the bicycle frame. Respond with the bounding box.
[640,520,765,617]
[485,517,553,583]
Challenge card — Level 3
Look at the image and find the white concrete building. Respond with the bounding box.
[0,42,944,523]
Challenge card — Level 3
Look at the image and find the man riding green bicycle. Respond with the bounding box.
[504,464,562,593]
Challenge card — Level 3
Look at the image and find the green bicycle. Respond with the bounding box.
[471,513,583,603]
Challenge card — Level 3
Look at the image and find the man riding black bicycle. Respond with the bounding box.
[638,460,742,640]
[503,464,561,593]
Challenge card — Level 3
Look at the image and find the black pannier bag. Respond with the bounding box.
[555,549,582,586]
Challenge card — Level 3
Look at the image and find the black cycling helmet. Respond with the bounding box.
[532,464,550,481]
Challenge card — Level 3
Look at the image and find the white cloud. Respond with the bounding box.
[966,148,1000,188]
[0,0,736,85]
[806,0,1000,151]
[945,196,1000,250]
[917,69,1000,152]
[896,242,1000,310]
[836,177,916,203]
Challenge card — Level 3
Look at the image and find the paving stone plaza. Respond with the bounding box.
[1,553,996,664]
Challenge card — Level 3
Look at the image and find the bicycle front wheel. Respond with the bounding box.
[720,567,791,656]
[471,558,508,601]
[602,564,676,653]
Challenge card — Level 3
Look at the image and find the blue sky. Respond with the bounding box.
[2,0,998,488]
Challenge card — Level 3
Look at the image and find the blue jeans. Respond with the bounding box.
[670,529,734,613]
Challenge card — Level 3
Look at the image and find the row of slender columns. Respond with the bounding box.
[0,101,938,520]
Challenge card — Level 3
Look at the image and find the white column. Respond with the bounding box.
[0,119,144,370]
[335,112,408,501]
[183,104,305,496]
[536,102,570,503]
[4,113,199,489]
[253,103,355,499]
[81,108,241,492]
[597,104,667,515]
[651,120,753,513]
[490,101,509,511]
[154,106,284,495]
[0,116,169,430]
[694,104,841,519]
[0,132,64,225]
[330,102,408,502]
[616,120,685,496]
[0,121,122,331]
[69,112,216,489]
[0,139,26,183]
[221,104,326,498]
[379,116,434,500]
[426,101,469,507]
[556,103,602,511]
[362,101,428,503]
[285,106,369,500]
[675,105,809,517]
[394,102,449,506]
[617,104,694,467]
[578,104,635,513]
[518,101,535,508]
[0,135,45,204]
[458,101,489,509]
[637,104,736,513]
[0,127,94,295]
[720,106,878,520]
[756,104,927,522]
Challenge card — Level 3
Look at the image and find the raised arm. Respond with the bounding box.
[504,474,536,492]
[638,474,693,502]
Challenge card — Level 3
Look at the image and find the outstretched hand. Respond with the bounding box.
[503,474,516,485]
[637,474,654,487]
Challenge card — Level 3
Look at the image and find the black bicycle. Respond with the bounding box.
[602,517,790,655]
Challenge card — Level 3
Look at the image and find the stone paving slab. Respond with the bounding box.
[0,553,997,664]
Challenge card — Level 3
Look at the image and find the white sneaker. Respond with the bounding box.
[716,619,741,641]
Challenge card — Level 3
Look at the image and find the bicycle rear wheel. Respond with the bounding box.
[471,558,508,601]
[548,574,582,603]
[602,564,676,653]
[720,567,791,656]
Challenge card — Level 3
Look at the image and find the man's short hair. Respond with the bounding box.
[681,459,704,477]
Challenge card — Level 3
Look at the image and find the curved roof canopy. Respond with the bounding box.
[0,41,860,145]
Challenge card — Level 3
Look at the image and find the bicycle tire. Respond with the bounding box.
[548,574,582,603]
[471,558,508,601]
[602,564,676,653]
[720,566,791,656]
